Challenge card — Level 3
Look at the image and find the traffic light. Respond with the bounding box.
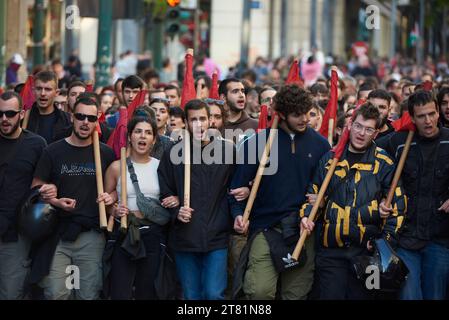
[166,7,191,38]
[166,0,181,7]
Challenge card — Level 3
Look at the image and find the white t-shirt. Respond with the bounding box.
[117,158,160,211]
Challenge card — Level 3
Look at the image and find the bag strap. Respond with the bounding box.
[126,158,144,196]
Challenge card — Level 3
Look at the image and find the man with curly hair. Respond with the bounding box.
[229,84,330,300]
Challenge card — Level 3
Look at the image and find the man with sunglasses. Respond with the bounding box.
[0,91,50,299]
[30,97,115,300]
[368,89,395,141]
[27,71,72,144]
[300,103,406,299]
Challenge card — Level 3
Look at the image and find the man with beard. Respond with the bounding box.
[382,91,449,300]
[0,92,51,299]
[27,71,72,144]
[30,97,115,300]
[205,98,226,133]
[368,89,395,141]
[437,87,449,128]
[300,103,406,299]
[219,78,258,144]
[230,85,330,300]
[158,99,235,300]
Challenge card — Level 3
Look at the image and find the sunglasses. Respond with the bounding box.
[0,110,20,118]
[73,113,98,122]
[203,98,225,106]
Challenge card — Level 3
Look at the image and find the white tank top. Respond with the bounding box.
[117,158,160,211]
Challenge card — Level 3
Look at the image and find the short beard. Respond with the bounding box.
[227,100,241,113]
[380,116,388,129]
[73,127,91,140]
[0,120,20,137]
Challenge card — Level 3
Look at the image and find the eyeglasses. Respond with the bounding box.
[352,122,377,136]
[73,113,98,122]
[203,98,225,106]
[0,110,20,118]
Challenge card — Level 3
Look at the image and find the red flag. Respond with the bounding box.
[20,75,35,111]
[332,126,350,160]
[209,72,219,99]
[180,53,196,109]
[127,89,147,117]
[257,105,269,132]
[107,107,128,159]
[98,112,106,124]
[422,81,433,92]
[319,69,338,139]
[392,111,416,132]
[356,98,366,108]
[86,82,94,93]
[285,59,304,87]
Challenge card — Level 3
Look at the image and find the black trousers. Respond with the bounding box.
[110,226,164,300]
[316,245,373,300]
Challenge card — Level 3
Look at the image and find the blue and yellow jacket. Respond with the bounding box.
[300,143,407,248]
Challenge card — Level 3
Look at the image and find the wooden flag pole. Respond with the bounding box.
[385,130,414,206]
[242,115,279,225]
[120,147,128,231]
[93,129,108,229]
[183,48,194,208]
[184,127,191,208]
[292,157,339,261]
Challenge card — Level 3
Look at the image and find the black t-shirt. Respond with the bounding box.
[37,111,57,144]
[346,150,365,168]
[0,130,47,240]
[34,139,115,223]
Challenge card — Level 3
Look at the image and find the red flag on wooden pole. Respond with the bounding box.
[127,89,147,117]
[319,67,338,145]
[209,71,219,99]
[20,75,35,111]
[180,49,196,109]
[285,59,304,87]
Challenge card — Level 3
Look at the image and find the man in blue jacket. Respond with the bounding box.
[229,84,330,300]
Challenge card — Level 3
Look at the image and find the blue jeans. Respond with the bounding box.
[175,248,228,300]
[397,242,449,300]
